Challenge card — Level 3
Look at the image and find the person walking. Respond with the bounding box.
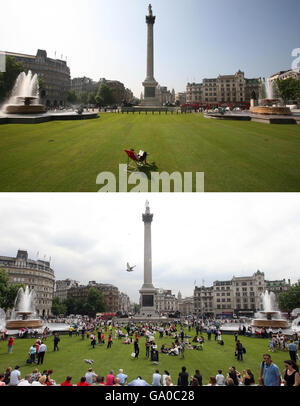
[259,354,281,386]
[236,340,244,361]
[107,334,113,349]
[134,340,140,359]
[145,340,150,358]
[7,336,14,354]
[37,342,47,365]
[53,333,60,351]
[29,344,37,364]
[180,340,185,359]
[288,340,298,363]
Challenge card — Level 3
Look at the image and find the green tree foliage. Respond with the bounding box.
[0,269,24,311]
[276,78,300,102]
[279,285,300,312]
[78,91,88,105]
[96,83,115,107]
[84,288,106,317]
[63,288,106,317]
[67,90,78,105]
[51,296,67,316]
[87,92,96,105]
[0,56,24,102]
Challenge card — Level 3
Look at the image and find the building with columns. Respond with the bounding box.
[55,279,80,302]
[0,250,55,317]
[119,292,132,314]
[186,70,261,106]
[6,49,71,108]
[67,281,119,313]
[194,271,291,317]
[155,289,178,314]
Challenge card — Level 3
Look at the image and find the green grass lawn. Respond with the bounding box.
[0,329,291,385]
[0,113,300,192]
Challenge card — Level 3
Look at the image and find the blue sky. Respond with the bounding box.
[1,0,300,96]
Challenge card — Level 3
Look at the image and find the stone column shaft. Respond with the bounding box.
[147,23,154,80]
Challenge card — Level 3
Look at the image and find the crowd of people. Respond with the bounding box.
[1,318,299,387]
[1,355,299,386]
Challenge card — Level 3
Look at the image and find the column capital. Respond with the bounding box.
[143,214,153,223]
[146,16,156,24]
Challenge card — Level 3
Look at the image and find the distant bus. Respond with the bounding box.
[96,313,117,320]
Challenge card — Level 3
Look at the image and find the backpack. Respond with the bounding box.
[243,347,246,354]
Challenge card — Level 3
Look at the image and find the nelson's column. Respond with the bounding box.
[139,201,157,317]
[141,4,161,107]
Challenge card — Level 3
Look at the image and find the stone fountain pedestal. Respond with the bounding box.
[6,311,42,330]
[5,96,46,115]
[251,311,289,329]
[251,99,291,116]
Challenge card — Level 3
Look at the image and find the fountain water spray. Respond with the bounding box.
[6,286,42,329]
[251,290,289,329]
[2,70,46,114]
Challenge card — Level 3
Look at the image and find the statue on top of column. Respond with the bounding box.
[148,4,153,16]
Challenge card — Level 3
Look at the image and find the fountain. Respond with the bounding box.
[251,291,289,329]
[2,71,46,114]
[250,78,291,116]
[6,286,43,329]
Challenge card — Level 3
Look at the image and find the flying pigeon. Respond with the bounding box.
[127,263,136,272]
[84,359,94,365]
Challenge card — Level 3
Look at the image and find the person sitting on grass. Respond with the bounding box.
[60,376,73,386]
[160,344,169,354]
[77,377,90,386]
[241,369,255,385]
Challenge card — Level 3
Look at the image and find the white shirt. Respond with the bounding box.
[162,374,171,385]
[152,373,162,386]
[10,370,21,385]
[38,344,47,353]
[216,374,225,385]
[18,380,31,386]
[85,372,97,385]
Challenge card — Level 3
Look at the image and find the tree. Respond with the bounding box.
[279,285,300,313]
[67,90,78,105]
[276,78,300,103]
[96,83,115,107]
[87,92,96,105]
[51,296,67,316]
[0,269,24,311]
[78,91,88,105]
[84,288,106,317]
[0,56,24,102]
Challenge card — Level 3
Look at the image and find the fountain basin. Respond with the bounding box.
[6,319,43,329]
[250,106,291,116]
[5,104,46,114]
[251,319,289,329]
